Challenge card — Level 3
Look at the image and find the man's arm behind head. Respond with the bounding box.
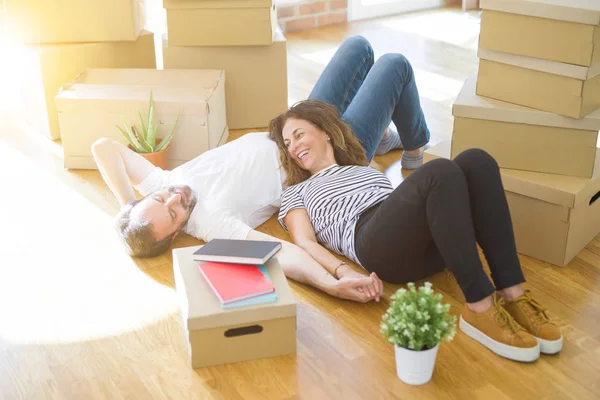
[91,138,158,206]
[92,138,178,258]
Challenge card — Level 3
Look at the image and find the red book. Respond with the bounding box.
[197,262,275,305]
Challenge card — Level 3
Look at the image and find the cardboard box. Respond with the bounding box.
[454,75,600,178]
[424,141,600,267]
[163,30,288,130]
[164,0,277,46]
[479,0,600,67]
[4,0,145,44]
[55,68,228,170]
[16,31,156,141]
[477,48,600,119]
[172,245,297,368]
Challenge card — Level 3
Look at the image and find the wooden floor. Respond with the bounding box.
[2,6,600,400]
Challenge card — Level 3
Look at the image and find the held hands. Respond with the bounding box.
[332,265,384,303]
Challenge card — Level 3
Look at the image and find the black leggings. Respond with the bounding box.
[354,148,525,303]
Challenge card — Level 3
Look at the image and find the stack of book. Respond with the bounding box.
[424,0,600,267]
[192,239,282,309]
[161,0,288,131]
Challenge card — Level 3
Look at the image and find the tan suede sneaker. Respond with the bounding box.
[460,292,540,362]
[503,290,563,355]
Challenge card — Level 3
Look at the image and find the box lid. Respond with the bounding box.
[478,48,600,80]
[32,30,155,54]
[173,245,297,331]
[55,84,211,116]
[71,68,224,89]
[480,0,600,26]
[163,23,286,44]
[453,74,600,131]
[55,68,225,116]
[425,140,600,208]
[164,0,273,10]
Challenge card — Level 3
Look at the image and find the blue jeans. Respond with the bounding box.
[308,36,430,161]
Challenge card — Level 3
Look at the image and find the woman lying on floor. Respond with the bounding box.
[268,36,562,363]
[93,33,425,303]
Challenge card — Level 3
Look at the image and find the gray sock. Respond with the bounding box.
[401,148,425,170]
[375,129,403,156]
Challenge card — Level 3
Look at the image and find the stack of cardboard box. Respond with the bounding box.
[161,0,288,130]
[3,0,157,140]
[424,0,600,267]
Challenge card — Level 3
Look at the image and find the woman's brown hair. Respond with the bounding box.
[269,99,368,187]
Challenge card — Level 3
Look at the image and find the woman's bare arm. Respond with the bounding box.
[284,208,349,277]
[246,229,378,302]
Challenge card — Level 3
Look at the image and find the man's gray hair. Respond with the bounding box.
[115,199,176,258]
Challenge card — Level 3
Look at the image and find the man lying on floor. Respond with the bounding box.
[92,35,432,306]
[92,131,392,305]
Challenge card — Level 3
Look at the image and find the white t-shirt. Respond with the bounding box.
[134,132,286,241]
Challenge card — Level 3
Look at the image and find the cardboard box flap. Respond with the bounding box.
[426,141,600,208]
[74,68,225,90]
[497,154,600,209]
[164,0,273,10]
[55,84,212,116]
[55,68,225,114]
[31,30,155,54]
[173,246,297,331]
[454,74,600,130]
[478,48,600,80]
[480,0,600,25]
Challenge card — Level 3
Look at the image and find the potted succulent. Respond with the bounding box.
[117,90,180,169]
[380,282,457,386]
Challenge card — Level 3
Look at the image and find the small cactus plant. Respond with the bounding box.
[117,90,180,153]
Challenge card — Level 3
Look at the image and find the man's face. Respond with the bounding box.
[130,185,197,240]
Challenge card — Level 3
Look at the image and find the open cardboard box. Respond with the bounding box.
[476,48,600,119]
[479,0,600,67]
[425,141,600,267]
[454,74,600,178]
[164,0,277,46]
[55,68,228,170]
[4,0,145,44]
[163,29,288,130]
[172,245,297,368]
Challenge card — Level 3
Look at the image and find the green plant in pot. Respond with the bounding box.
[381,282,457,386]
[117,90,180,170]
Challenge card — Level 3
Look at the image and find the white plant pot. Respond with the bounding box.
[394,343,440,385]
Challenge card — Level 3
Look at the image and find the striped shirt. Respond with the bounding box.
[278,164,393,265]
